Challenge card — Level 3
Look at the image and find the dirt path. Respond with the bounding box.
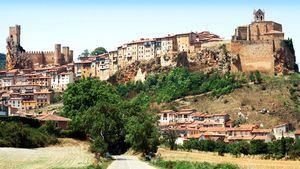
[0,138,94,169]
[158,148,300,169]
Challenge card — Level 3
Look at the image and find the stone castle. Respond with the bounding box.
[6,25,73,70]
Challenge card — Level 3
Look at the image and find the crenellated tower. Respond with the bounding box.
[54,44,61,65]
[9,25,21,46]
[62,46,70,64]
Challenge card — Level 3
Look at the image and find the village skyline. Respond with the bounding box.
[0,0,299,64]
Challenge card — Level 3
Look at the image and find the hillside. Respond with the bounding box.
[159,75,300,129]
[0,53,5,70]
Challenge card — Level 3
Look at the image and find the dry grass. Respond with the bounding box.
[0,138,94,169]
[166,80,298,128]
[158,148,300,169]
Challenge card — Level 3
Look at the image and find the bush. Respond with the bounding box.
[39,121,61,136]
[250,140,268,155]
[0,121,58,148]
[228,141,250,156]
[0,116,41,128]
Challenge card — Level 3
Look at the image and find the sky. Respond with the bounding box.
[0,0,299,64]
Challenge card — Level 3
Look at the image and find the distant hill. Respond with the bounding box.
[0,53,6,70]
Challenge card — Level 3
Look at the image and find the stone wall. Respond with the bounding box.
[230,40,275,74]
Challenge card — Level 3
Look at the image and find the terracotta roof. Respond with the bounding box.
[253,135,270,140]
[252,129,272,133]
[295,130,300,135]
[239,124,259,129]
[228,135,255,141]
[198,127,227,132]
[192,112,206,117]
[188,133,201,139]
[177,109,196,115]
[37,114,71,122]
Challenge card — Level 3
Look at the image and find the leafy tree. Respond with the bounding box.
[125,114,160,155]
[79,49,90,58]
[199,140,216,152]
[290,140,300,158]
[249,140,268,155]
[91,47,107,56]
[215,141,228,156]
[163,129,178,150]
[183,138,199,151]
[62,78,160,155]
[229,141,250,156]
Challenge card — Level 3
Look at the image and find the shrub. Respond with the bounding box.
[39,121,61,136]
[0,121,58,148]
[0,116,40,128]
[250,140,268,155]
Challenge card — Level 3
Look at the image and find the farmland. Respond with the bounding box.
[0,138,94,169]
[157,148,300,169]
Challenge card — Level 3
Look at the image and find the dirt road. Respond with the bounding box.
[108,155,156,169]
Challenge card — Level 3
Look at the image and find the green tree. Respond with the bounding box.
[229,141,250,156]
[163,129,178,150]
[290,139,300,158]
[125,114,160,155]
[215,141,228,156]
[250,140,268,155]
[91,47,107,56]
[79,49,90,58]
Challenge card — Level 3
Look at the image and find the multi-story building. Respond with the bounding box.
[109,50,119,75]
[176,32,197,52]
[51,72,74,92]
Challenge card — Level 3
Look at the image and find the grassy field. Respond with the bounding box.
[0,138,94,169]
[157,148,300,169]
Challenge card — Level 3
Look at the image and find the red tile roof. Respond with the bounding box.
[295,130,300,135]
[252,129,272,133]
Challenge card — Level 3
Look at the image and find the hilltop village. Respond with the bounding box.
[74,9,297,82]
[0,9,299,142]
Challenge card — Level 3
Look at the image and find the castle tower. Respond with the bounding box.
[62,46,70,63]
[253,9,265,22]
[9,25,21,46]
[69,50,74,63]
[54,44,61,65]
